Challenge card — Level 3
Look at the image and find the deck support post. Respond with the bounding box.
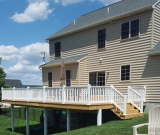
[67,109,71,132]
[26,106,29,135]
[11,104,15,132]
[97,109,102,126]
[44,108,48,135]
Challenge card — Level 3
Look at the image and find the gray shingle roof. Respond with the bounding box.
[41,54,87,67]
[5,79,23,88]
[47,0,158,40]
[148,41,160,55]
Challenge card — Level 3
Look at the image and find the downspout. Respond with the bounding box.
[151,8,155,49]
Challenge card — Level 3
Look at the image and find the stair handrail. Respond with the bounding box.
[128,86,143,113]
[111,85,126,115]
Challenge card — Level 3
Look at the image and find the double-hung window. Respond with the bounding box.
[121,19,139,40]
[48,72,52,87]
[98,29,106,49]
[121,65,130,81]
[55,42,61,58]
[89,72,105,86]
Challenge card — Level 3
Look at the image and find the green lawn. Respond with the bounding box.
[0,114,148,135]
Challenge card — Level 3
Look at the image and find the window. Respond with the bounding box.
[98,29,106,49]
[121,19,139,39]
[131,19,139,37]
[55,42,61,58]
[121,22,129,39]
[121,65,130,81]
[66,70,71,86]
[89,72,105,86]
[48,72,52,87]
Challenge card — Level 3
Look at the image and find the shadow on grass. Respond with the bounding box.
[7,124,66,135]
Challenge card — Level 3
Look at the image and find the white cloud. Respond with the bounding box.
[0,45,20,61]
[54,0,84,6]
[10,0,54,23]
[1,42,49,85]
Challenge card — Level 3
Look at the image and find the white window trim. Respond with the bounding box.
[121,18,140,40]
[119,64,131,82]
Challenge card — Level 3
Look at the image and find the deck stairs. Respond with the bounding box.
[111,103,144,120]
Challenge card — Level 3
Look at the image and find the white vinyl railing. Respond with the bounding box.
[111,85,127,115]
[130,86,146,102]
[2,85,146,115]
[128,86,143,113]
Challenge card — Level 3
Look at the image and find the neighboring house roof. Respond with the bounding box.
[47,0,159,40]
[148,41,160,56]
[40,54,87,68]
[5,79,23,88]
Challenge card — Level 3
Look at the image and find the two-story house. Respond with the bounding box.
[41,0,160,106]
[2,0,160,134]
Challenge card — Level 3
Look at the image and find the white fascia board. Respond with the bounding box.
[77,56,87,63]
[152,0,160,8]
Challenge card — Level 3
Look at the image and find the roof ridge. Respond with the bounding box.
[81,0,123,17]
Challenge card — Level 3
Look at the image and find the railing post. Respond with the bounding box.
[128,86,130,102]
[123,95,127,115]
[62,85,66,104]
[27,87,30,102]
[13,87,15,101]
[140,96,143,113]
[43,86,46,103]
[87,84,91,105]
[1,87,3,100]
[110,85,114,103]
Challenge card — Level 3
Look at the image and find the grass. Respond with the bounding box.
[0,112,148,135]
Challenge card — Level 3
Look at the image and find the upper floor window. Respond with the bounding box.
[121,65,130,81]
[55,42,61,58]
[121,19,139,40]
[98,29,106,49]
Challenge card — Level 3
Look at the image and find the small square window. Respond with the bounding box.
[121,65,130,81]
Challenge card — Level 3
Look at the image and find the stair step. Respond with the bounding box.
[127,109,139,114]
[122,113,143,119]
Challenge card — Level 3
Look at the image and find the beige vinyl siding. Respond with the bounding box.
[42,63,79,87]
[79,57,88,86]
[153,2,160,47]
[46,10,160,102]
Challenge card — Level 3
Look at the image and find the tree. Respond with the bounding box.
[0,58,10,101]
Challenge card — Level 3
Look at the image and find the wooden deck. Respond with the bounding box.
[2,100,114,110]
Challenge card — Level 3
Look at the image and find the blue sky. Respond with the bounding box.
[0,0,120,85]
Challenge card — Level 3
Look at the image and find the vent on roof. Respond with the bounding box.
[107,7,109,13]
